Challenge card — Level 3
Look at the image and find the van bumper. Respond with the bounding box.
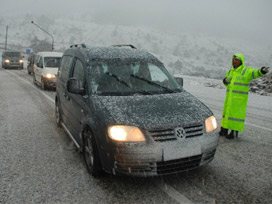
[103,133,218,177]
[3,62,23,69]
[44,78,57,88]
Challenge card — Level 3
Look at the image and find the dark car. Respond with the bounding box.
[2,50,24,69]
[55,44,218,177]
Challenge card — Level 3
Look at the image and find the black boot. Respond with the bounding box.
[226,130,238,139]
[219,127,228,136]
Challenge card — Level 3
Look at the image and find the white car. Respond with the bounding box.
[33,52,63,90]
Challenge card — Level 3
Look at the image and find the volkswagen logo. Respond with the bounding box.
[175,127,186,139]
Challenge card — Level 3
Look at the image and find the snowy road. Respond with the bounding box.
[1,68,271,204]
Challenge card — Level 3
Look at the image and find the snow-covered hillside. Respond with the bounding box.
[181,74,272,96]
[1,14,271,90]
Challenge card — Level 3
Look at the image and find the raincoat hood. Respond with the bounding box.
[232,53,245,70]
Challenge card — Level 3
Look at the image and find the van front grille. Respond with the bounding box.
[149,124,203,142]
[156,154,202,175]
[149,128,176,142]
[184,124,204,138]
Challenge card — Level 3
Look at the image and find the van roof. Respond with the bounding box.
[3,50,20,53]
[87,47,157,61]
[37,52,63,57]
[64,46,158,61]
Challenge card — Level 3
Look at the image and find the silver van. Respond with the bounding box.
[33,51,63,90]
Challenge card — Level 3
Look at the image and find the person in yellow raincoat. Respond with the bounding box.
[219,54,269,139]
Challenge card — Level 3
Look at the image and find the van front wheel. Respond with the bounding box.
[83,129,102,177]
[41,77,46,90]
[33,73,36,84]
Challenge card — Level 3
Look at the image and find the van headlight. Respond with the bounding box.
[205,115,217,133]
[108,125,145,142]
[4,59,10,63]
[19,59,23,63]
[46,73,56,79]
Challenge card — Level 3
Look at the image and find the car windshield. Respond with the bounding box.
[44,57,61,68]
[3,52,21,57]
[87,59,182,96]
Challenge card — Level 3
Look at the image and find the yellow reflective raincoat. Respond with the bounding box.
[221,53,264,132]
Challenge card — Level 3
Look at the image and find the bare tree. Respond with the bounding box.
[29,36,52,53]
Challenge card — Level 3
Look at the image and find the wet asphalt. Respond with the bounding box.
[0,67,271,204]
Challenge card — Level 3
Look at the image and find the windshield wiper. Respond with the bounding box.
[130,74,177,93]
[105,72,153,95]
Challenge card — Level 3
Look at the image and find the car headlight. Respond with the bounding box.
[19,59,23,63]
[46,73,56,79]
[4,59,10,63]
[205,115,217,133]
[108,125,145,142]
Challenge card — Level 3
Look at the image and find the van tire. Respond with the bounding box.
[83,129,103,177]
[33,73,36,84]
[41,77,46,90]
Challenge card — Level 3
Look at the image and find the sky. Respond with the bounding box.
[1,0,272,46]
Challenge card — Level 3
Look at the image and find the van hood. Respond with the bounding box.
[92,91,213,129]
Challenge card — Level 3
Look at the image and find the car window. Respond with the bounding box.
[34,55,40,65]
[88,59,181,95]
[88,63,105,94]
[30,56,35,63]
[3,52,21,57]
[72,59,85,89]
[44,57,61,68]
[59,56,74,82]
[38,57,43,67]
[149,63,168,82]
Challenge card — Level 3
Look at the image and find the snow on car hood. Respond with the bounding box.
[92,91,212,129]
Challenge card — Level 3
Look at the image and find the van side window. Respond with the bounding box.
[148,63,168,82]
[38,57,43,67]
[72,59,85,89]
[34,55,40,65]
[59,56,73,82]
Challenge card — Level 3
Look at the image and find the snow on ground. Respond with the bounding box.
[175,73,272,96]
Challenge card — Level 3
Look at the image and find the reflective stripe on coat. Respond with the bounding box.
[221,53,264,132]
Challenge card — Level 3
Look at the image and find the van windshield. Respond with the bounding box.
[44,57,61,68]
[3,52,21,57]
[87,59,182,96]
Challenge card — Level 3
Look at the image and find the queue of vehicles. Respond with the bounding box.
[1,45,218,177]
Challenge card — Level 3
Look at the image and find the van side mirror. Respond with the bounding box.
[37,62,43,68]
[175,77,183,87]
[67,78,84,95]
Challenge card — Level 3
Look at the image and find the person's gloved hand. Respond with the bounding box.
[261,67,270,74]
[225,77,232,84]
